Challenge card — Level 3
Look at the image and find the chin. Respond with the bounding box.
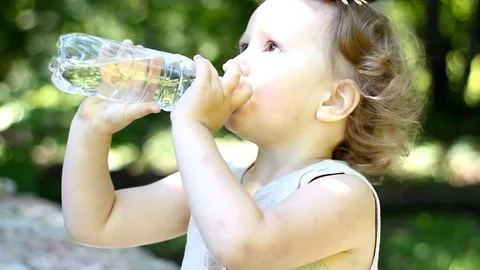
[225,114,266,147]
[224,106,253,138]
[225,99,272,142]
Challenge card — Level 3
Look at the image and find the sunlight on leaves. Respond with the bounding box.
[139,129,176,174]
[448,253,480,270]
[163,30,188,51]
[135,129,256,175]
[201,0,222,10]
[384,212,480,270]
[416,68,432,98]
[216,135,257,164]
[451,0,476,21]
[446,137,480,186]
[198,41,220,61]
[414,242,432,260]
[465,54,480,107]
[0,136,8,165]
[15,10,38,31]
[22,84,61,109]
[0,102,27,132]
[31,137,59,166]
[82,9,134,41]
[0,83,11,102]
[108,144,140,171]
[400,142,445,179]
[5,60,36,92]
[446,50,466,83]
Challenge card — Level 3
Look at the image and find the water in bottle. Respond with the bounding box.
[49,33,196,111]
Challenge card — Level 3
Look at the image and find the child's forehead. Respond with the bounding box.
[242,0,335,41]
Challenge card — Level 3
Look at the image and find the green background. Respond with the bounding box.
[1,0,479,269]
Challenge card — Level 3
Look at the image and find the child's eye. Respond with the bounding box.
[239,42,249,53]
[238,41,281,53]
[265,42,282,52]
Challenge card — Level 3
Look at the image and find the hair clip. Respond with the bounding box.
[340,0,368,5]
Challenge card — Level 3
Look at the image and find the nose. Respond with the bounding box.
[222,54,250,76]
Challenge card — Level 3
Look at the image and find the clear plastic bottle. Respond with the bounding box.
[49,33,196,111]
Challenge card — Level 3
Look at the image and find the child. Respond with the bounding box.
[61,0,423,269]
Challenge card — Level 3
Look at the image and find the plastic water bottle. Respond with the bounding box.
[48,33,196,111]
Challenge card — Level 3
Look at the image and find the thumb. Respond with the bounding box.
[123,102,161,122]
[232,82,253,109]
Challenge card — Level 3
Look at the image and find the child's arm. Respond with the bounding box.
[171,56,375,269]
[61,39,191,248]
[62,114,190,248]
[173,121,374,269]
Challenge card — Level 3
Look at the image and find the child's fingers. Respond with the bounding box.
[193,55,211,88]
[116,39,134,78]
[96,81,111,97]
[142,57,164,102]
[222,59,233,72]
[118,39,133,58]
[221,62,242,95]
[122,102,161,122]
[231,81,253,109]
[129,45,153,100]
[111,40,136,99]
[204,60,222,92]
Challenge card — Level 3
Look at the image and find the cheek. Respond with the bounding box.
[248,67,295,110]
[250,85,283,112]
[249,72,305,117]
[229,54,324,128]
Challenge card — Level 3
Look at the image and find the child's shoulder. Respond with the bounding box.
[226,157,375,190]
[298,159,370,186]
[299,159,380,205]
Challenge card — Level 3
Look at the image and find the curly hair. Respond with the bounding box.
[255,0,425,175]
[326,0,425,175]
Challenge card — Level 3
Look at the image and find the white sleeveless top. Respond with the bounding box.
[181,159,381,270]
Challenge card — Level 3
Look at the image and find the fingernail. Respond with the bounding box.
[194,54,202,60]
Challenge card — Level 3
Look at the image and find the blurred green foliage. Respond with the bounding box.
[1,0,479,269]
[381,212,480,270]
[0,0,256,189]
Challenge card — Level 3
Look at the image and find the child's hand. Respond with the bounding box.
[75,39,161,135]
[170,55,252,133]
[76,96,161,135]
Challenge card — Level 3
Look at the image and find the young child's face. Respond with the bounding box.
[225,0,337,145]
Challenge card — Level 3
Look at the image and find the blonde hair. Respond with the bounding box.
[328,1,425,175]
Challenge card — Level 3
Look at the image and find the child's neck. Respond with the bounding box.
[247,144,332,187]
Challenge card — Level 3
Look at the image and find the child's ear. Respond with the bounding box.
[316,79,361,122]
